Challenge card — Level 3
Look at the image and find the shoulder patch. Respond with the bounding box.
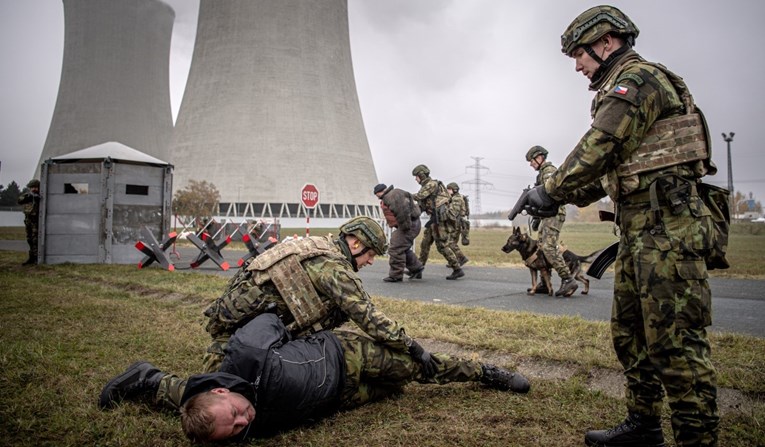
[615,72,644,86]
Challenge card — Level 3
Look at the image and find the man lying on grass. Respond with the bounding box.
[100,313,530,442]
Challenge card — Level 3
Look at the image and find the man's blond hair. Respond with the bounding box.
[180,391,225,442]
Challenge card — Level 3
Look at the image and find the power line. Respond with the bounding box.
[462,156,493,215]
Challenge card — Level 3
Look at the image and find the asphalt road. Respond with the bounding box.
[4,240,763,338]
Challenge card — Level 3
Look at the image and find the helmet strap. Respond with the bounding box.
[588,43,631,88]
[338,235,359,272]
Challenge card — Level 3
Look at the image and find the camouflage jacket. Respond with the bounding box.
[544,49,700,205]
[535,162,566,217]
[446,192,467,222]
[413,177,450,215]
[17,191,40,218]
[204,235,412,353]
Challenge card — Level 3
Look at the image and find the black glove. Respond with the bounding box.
[408,340,440,378]
[525,185,559,218]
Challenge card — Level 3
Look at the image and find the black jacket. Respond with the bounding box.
[182,313,346,438]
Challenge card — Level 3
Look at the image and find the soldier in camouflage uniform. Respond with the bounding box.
[516,6,719,446]
[446,182,469,266]
[100,217,443,411]
[525,146,577,297]
[175,313,530,441]
[411,164,464,280]
[17,179,40,265]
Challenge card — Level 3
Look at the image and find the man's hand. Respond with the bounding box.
[408,340,440,378]
[525,185,559,218]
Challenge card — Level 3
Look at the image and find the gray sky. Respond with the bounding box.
[1,0,763,213]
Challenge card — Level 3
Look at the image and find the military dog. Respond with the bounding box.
[501,226,594,297]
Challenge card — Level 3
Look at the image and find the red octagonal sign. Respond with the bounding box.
[301,183,320,209]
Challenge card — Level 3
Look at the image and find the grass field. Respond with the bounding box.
[1,228,764,446]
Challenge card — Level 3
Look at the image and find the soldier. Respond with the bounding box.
[446,182,469,266]
[374,183,424,282]
[516,6,719,446]
[17,179,40,265]
[411,164,464,280]
[100,217,441,410]
[125,314,529,442]
[524,146,577,297]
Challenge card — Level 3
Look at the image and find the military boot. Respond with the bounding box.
[446,268,465,280]
[479,363,530,393]
[407,266,424,279]
[99,361,166,409]
[584,412,665,447]
[555,278,578,297]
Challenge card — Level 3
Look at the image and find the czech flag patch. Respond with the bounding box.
[614,85,629,95]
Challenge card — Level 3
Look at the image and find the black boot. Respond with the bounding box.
[383,276,402,283]
[446,268,465,280]
[584,412,665,447]
[479,363,530,393]
[99,361,166,409]
[555,278,578,297]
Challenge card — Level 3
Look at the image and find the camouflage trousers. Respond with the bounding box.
[336,330,483,409]
[538,214,571,280]
[613,198,719,446]
[418,224,435,265]
[24,218,38,259]
[388,218,423,279]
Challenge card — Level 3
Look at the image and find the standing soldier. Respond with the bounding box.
[374,183,424,282]
[516,6,719,446]
[525,146,577,297]
[446,182,469,267]
[17,179,40,265]
[411,164,464,280]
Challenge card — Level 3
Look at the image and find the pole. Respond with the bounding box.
[306,213,310,238]
[722,132,735,214]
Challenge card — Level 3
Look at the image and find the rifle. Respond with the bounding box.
[507,187,531,222]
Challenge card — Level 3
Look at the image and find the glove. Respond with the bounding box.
[408,340,440,378]
[525,185,559,218]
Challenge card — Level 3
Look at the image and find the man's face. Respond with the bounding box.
[414,175,423,185]
[354,249,377,269]
[375,192,384,199]
[570,41,604,80]
[208,389,256,441]
[529,156,543,171]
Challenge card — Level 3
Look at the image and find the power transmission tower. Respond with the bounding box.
[462,157,493,216]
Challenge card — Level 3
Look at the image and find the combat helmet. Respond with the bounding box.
[525,146,548,162]
[339,216,388,255]
[412,164,430,177]
[447,182,460,192]
[26,179,40,188]
[561,5,639,56]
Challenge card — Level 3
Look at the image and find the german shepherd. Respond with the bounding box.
[501,226,595,297]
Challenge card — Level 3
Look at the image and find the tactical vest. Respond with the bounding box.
[595,59,715,200]
[246,236,347,333]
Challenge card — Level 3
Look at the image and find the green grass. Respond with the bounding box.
[0,250,763,446]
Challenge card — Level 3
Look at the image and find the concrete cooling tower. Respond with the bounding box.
[37,0,175,173]
[171,0,380,220]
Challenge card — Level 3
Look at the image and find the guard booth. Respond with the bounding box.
[39,141,173,264]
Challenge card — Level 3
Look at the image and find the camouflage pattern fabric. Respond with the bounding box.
[336,329,482,409]
[446,192,467,263]
[157,236,414,408]
[418,224,434,265]
[544,47,719,445]
[17,191,40,260]
[534,162,571,280]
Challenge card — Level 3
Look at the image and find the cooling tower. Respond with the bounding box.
[37,0,175,173]
[171,0,380,220]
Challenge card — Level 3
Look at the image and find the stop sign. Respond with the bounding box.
[301,183,320,209]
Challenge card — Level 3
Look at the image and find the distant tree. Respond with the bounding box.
[0,181,21,207]
[732,191,762,217]
[172,180,220,220]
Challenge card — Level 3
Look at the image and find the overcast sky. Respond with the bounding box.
[1,0,763,213]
